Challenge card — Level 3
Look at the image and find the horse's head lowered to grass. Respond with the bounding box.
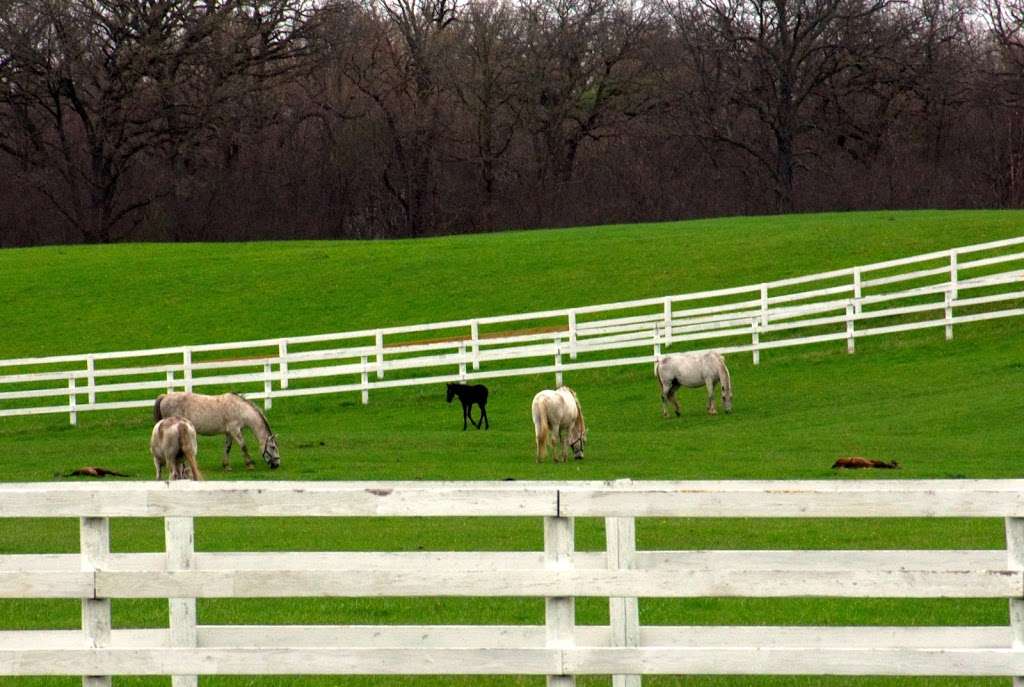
[262,432,281,469]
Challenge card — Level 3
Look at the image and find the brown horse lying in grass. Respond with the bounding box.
[832,457,900,469]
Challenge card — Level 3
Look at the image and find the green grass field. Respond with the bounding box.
[2,210,1024,686]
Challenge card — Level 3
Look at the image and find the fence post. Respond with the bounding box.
[751,319,760,366]
[68,375,78,426]
[606,509,641,687]
[1006,517,1024,687]
[166,516,197,687]
[846,302,856,355]
[80,516,111,687]
[166,370,176,394]
[263,362,273,410]
[458,342,467,381]
[471,321,481,370]
[760,283,769,328]
[376,330,385,379]
[568,311,578,360]
[663,298,673,349]
[278,340,289,389]
[653,326,661,360]
[86,355,96,406]
[949,250,959,301]
[183,348,193,393]
[545,514,576,687]
[555,339,563,387]
[360,355,369,405]
[945,290,954,341]
[853,268,863,315]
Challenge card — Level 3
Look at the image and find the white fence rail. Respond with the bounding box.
[3,480,1024,683]
[3,236,1023,424]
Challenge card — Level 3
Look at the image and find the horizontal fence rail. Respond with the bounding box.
[2,236,1023,423]
[3,480,1024,682]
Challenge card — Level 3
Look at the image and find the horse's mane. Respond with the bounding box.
[558,386,586,434]
[230,392,272,434]
[573,396,586,434]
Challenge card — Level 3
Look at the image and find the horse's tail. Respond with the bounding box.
[715,353,733,413]
[153,395,165,423]
[532,397,549,456]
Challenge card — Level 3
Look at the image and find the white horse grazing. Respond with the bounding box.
[150,416,203,481]
[154,392,280,471]
[655,351,733,418]
[531,386,587,462]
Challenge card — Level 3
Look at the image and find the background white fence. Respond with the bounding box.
[3,480,1024,683]
[2,236,1023,424]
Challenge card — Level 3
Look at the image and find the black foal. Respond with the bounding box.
[446,383,490,430]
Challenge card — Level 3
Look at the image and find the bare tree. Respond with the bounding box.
[511,0,660,190]
[334,0,459,235]
[446,0,520,211]
[0,0,315,243]
[670,0,903,211]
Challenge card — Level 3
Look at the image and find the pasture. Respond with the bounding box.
[2,210,1024,686]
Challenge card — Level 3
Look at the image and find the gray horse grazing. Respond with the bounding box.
[154,392,280,471]
[655,351,733,418]
[531,386,587,462]
[150,417,203,481]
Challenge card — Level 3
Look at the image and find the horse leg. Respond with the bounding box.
[462,402,469,431]
[222,434,233,471]
[706,378,717,415]
[659,379,672,418]
[669,383,681,417]
[481,403,489,429]
[535,427,546,462]
[232,428,255,469]
[154,457,162,480]
[184,449,203,481]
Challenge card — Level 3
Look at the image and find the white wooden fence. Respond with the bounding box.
[3,480,1024,684]
[2,236,1023,424]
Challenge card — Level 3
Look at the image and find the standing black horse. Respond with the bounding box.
[446,383,490,430]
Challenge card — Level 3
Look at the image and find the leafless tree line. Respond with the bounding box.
[1,0,1023,245]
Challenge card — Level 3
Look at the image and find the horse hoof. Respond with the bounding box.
[223,466,232,472]
[246,465,255,471]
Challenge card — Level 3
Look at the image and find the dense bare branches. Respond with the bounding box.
[1,0,1022,245]
[0,0,316,242]
[668,0,906,210]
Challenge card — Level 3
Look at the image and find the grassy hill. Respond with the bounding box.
[2,210,1023,687]
[3,209,1023,358]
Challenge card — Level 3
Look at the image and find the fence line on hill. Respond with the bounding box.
[2,236,1023,424]
[2,479,1024,684]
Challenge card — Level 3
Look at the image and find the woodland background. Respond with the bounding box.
[2,0,1024,245]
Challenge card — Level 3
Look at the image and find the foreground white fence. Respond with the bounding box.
[3,480,1024,684]
[2,236,1023,424]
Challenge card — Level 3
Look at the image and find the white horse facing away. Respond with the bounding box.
[154,392,280,471]
[655,351,733,418]
[531,386,587,463]
[150,416,203,481]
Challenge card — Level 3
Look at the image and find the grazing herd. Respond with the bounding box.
[149,350,733,479]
